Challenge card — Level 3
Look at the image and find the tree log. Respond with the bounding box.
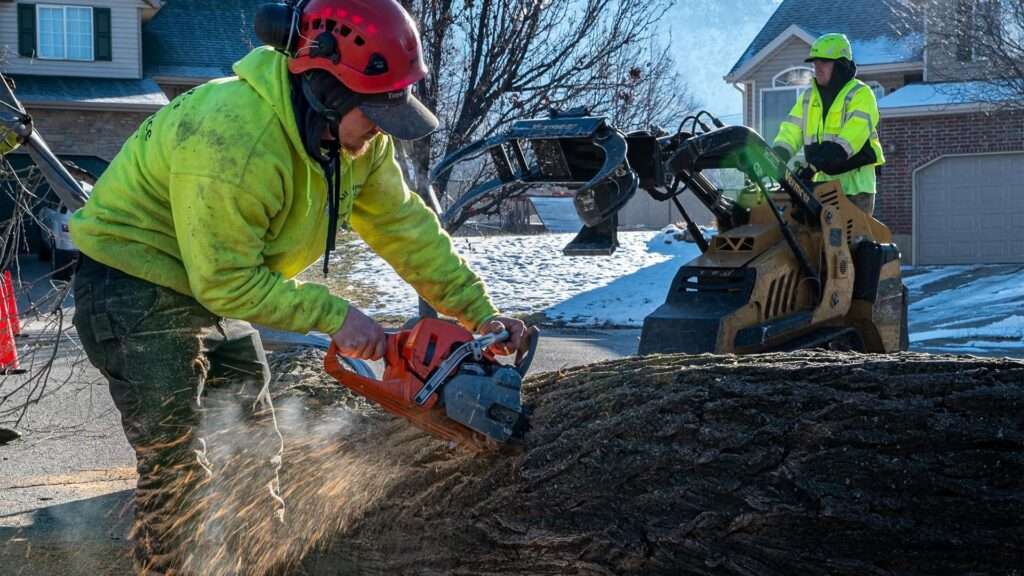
[168,352,1024,576]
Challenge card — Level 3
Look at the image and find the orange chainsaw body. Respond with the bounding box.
[324,318,498,448]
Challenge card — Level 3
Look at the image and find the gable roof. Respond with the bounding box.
[726,0,924,81]
[143,0,264,81]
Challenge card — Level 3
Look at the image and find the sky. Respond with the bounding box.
[663,0,783,122]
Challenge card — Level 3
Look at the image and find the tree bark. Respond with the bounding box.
[169,352,1024,576]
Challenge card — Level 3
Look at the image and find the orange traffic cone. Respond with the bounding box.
[3,270,21,337]
[0,274,24,374]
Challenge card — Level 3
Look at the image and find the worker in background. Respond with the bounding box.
[68,0,525,572]
[773,33,885,215]
[1,77,23,155]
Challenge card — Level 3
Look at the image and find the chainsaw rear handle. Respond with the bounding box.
[324,332,418,402]
[324,339,385,389]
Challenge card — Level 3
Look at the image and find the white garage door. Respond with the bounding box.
[915,152,1024,265]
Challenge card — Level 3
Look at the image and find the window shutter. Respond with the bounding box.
[17,4,36,58]
[94,7,112,61]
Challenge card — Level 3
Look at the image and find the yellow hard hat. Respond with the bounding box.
[805,33,853,62]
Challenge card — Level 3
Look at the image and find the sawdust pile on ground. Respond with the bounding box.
[134,348,457,576]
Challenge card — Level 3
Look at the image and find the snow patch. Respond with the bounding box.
[901,266,971,293]
[878,80,1019,110]
[911,315,1024,345]
[336,226,1024,355]
[547,227,701,326]
[338,230,701,321]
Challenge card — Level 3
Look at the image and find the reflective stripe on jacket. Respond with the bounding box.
[773,77,885,195]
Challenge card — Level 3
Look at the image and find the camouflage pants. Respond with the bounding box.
[72,255,271,574]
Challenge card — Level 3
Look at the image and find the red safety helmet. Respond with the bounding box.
[288,0,427,94]
[286,0,437,139]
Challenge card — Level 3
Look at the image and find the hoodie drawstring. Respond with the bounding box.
[322,141,341,276]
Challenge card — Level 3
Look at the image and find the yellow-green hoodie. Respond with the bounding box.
[70,47,498,334]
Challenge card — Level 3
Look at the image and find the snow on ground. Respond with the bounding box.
[905,265,1024,354]
[338,227,1024,356]
[901,266,971,292]
[337,225,700,322]
[545,229,700,326]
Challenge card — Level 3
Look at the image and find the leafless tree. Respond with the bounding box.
[0,156,93,432]
[894,0,1024,108]
[395,0,698,206]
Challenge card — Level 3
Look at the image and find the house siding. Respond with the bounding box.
[924,0,999,82]
[745,36,813,132]
[876,109,1024,262]
[744,81,754,127]
[24,106,149,161]
[0,0,145,79]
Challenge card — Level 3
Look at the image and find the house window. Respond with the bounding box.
[37,5,94,61]
[867,81,885,100]
[760,67,813,144]
[903,72,924,86]
[773,67,814,88]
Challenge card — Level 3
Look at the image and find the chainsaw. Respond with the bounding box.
[324,318,539,449]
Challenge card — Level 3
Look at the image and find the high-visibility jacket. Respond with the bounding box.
[774,77,885,196]
[0,128,20,156]
[70,47,499,335]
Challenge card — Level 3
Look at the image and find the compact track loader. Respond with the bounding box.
[432,110,908,354]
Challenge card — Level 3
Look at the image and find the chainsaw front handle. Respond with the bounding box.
[514,327,540,377]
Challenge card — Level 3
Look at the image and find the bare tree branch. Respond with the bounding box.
[896,0,1024,110]
[395,0,699,214]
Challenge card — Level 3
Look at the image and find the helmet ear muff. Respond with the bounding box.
[308,31,340,64]
[254,0,310,55]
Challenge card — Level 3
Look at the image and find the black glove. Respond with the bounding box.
[804,141,849,175]
[772,145,792,164]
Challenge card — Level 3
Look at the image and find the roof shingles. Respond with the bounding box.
[729,0,924,76]
[8,75,169,108]
[143,0,265,80]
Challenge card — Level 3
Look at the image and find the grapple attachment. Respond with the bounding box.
[430,110,637,254]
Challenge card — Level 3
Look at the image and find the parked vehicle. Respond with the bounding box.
[37,202,77,280]
[2,72,91,279]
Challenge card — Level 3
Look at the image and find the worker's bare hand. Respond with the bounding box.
[478,316,527,356]
[332,306,386,360]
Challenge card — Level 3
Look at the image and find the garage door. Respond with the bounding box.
[915,152,1024,264]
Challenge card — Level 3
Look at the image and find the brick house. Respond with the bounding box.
[1,0,266,170]
[724,0,1024,264]
[1,0,168,172]
[1,0,270,250]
